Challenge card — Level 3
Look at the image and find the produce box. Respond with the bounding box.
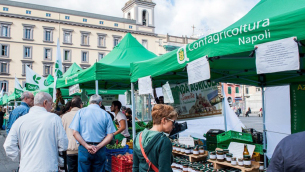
[111,154,133,172]
[217,130,253,144]
[106,145,129,172]
[207,141,217,152]
[205,129,225,143]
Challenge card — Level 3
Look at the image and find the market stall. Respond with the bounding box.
[130,0,305,170]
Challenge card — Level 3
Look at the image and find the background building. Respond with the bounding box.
[0,0,196,94]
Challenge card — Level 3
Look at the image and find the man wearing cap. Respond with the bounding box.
[69,94,116,172]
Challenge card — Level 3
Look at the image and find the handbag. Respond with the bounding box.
[139,132,159,172]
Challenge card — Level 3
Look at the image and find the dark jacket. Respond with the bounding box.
[133,129,173,172]
[268,131,305,172]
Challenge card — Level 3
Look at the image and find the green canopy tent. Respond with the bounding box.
[56,33,157,91]
[130,0,305,167]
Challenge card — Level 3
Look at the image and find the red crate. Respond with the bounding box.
[111,155,133,172]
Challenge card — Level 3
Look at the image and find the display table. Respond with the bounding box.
[172,150,208,162]
[207,159,259,172]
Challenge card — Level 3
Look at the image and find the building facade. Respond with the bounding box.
[0,0,196,94]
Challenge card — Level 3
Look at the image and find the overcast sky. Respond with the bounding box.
[14,0,260,37]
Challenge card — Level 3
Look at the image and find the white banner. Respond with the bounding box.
[138,76,153,95]
[53,38,63,101]
[187,56,210,85]
[26,66,48,91]
[162,82,174,103]
[69,84,81,96]
[256,37,299,74]
[14,76,23,95]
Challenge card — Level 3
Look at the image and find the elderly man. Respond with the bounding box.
[62,96,83,172]
[3,92,68,172]
[6,91,34,134]
[70,94,116,172]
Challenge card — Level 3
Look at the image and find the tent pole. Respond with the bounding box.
[95,80,98,95]
[131,83,136,141]
[261,86,267,168]
[222,83,227,131]
[148,94,152,120]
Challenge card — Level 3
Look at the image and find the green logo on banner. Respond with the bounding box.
[33,75,41,84]
[55,60,63,78]
[177,45,189,64]
[44,80,50,86]
[14,89,23,95]
[26,83,39,91]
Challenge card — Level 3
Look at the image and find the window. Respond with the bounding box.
[256,88,261,92]
[63,50,71,61]
[0,44,9,57]
[44,48,52,60]
[22,63,32,76]
[246,88,249,94]
[0,81,8,92]
[0,62,9,74]
[64,65,70,73]
[235,87,239,93]
[83,18,87,22]
[99,21,104,25]
[63,29,73,44]
[24,46,32,59]
[142,40,148,49]
[0,21,12,38]
[129,25,132,29]
[81,51,89,63]
[113,35,122,47]
[65,16,70,20]
[114,23,118,27]
[98,53,104,61]
[81,31,90,46]
[228,87,232,94]
[43,27,54,42]
[97,34,106,47]
[44,65,51,75]
[46,13,51,17]
[159,39,163,46]
[142,10,148,26]
[3,7,8,11]
[23,24,34,40]
[26,10,31,14]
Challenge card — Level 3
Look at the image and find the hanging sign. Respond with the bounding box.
[138,76,153,95]
[187,56,210,85]
[162,82,174,103]
[256,37,299,74]
[125,91,131,105]
[69,84,81,96]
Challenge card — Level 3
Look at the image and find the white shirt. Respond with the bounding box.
[115,111,130,137]
[3,106,68,172]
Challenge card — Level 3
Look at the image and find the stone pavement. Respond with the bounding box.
[0,130,18,172]
[239,115,263,132]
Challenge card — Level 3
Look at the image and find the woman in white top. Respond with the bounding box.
[111,101,130,138]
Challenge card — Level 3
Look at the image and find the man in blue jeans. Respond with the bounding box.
[69,94,116,172]
[6,92,34,134]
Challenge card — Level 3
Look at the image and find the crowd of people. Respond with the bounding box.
[1,91,177,172]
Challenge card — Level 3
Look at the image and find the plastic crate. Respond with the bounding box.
[135,122,146,132]
[205,129,225,142]
[128,149,133,154]
[111,155,133,172]
[106,145,129,155]
[106,154,112,172]
[217,131,253,144]
[207,141,217,152]
[126,142,133,149]
[254,144,263,154]
[217,142,229,150]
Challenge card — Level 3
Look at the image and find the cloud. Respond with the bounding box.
[14,0,259,37]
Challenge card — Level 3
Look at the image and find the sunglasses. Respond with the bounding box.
[167,118,176,125]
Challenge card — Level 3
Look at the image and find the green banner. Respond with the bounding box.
[14,88,23,95]
[290,83,305,134]
[26,83,39,91]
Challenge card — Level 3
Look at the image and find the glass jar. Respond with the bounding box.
[216,150,225,162]
[176,144,181,152]
[231,157,237,166]
[209,151,216,160]
[226,153,232,163]
[238,158,244,166]
[185,145,191,154]
[243,155,251,168]
[223,149,229,158]
[190,146,194,154]
[193,146,199,155]
[181,145,186,153]
[199,146,205,155]
[183,163,189,172]
[173,143,177,151]
[259,162,264,171]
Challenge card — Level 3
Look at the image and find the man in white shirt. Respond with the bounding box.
[3,92,68,172]
[111,100,130,138]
